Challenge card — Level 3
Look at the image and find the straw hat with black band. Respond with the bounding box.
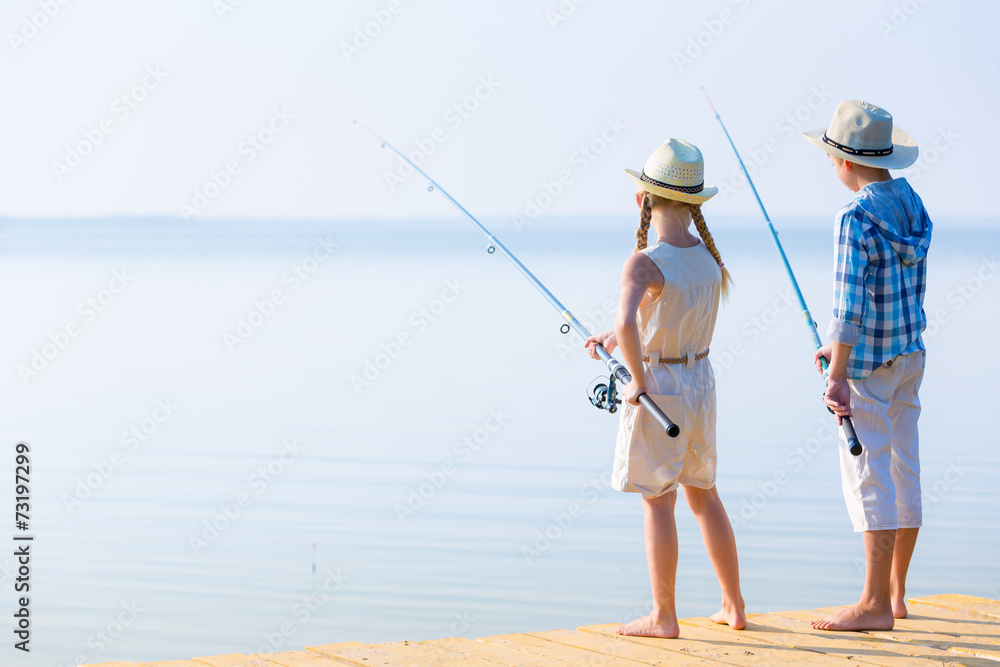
[625,138,718,205]
[801,100,919,170]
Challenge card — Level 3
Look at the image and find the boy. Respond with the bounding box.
[801,100,932,631]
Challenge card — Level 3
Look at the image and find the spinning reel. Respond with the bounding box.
[588,374,622,414]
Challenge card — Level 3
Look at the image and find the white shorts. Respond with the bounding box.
[612,390,717,499]
[840,350,925,532]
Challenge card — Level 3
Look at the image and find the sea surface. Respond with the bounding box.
[1,216,997,666]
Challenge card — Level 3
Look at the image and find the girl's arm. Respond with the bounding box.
[584,329,617,358]
[615,252,662,404]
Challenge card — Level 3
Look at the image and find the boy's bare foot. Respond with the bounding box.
[710,601,747,630]
[616,611,680,638]
[891,596,907,619]
[811,601,894,631]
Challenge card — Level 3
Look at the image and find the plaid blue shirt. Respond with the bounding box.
[828,178,932,380]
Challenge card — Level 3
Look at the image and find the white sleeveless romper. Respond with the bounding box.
[612,240,722,498]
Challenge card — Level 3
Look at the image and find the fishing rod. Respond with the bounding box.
[701,88,863,457]
[355,120,679,438]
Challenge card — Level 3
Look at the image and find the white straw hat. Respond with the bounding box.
[625,138,718,205]
[801,100,918,170]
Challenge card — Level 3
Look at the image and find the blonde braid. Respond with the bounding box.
[634,193,652,252]
[690,204,732,298]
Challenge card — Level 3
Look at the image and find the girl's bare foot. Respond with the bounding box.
[811,601,894,631]
[891,596,907,619]
[709,601,747,630]
[616,611,680,638]
[891,585,907,618]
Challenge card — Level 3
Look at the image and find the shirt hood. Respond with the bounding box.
[853,178,932,265]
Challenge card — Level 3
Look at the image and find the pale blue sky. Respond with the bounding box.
[1,0,996,222]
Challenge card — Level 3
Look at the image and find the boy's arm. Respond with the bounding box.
[828,208,868,350]
[823,208,867,421]
[825,342,853,420]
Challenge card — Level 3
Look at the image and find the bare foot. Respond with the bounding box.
[617,611,680,638]
[891,595,907,619]
[811,601,894,631]
[710,601,747,630]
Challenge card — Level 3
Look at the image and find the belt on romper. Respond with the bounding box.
[642,349,709,370]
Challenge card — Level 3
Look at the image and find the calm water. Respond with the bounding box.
[1,216,997,666]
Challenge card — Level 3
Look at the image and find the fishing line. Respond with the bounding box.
[356,120,679,437]
[701,88,863,456]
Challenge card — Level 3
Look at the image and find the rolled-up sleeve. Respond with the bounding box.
[827,208,867,346]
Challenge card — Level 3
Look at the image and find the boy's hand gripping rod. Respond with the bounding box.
[701,89,863,456]
[356,120,680,438]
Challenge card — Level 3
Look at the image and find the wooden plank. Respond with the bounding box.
[193,655,268,667]
[81,663,141,667]
[580,621,849,665]
[140,662,202,667]
[434,638,616,667]
[526,628,728,665]
[909,595,1000,622]
[907,601,1000,625]
[475,632,607,664]
[195,655,330,667]
[253,650,359,666]
[873,614,1000,647]
[897,604,1000,632]
[747,610,1000,666]
[435,636,650,667]
[676,618,881,666]
[301,642,368,665]
[306,639,506,666]
[869,630,1000,663]
[432,636,572,666]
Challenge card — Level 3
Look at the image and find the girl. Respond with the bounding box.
[585,138,745,638]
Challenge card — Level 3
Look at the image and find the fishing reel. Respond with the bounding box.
[588,374,621,414]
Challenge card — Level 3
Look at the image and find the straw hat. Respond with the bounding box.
[625,138,718,205]
[801,100,918,170]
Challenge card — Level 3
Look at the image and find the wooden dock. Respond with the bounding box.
[87,594,1000,666]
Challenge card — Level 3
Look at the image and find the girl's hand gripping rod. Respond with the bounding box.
[700,89,862,456]
[590,342,680,438]
[356,120,680,438]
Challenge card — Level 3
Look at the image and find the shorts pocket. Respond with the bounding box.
[913,351,927,393]
[639,393,686,442]
[616,393,689,497]
[860,365,897,404]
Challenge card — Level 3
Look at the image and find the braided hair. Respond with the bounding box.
[633,193,653,252]
[690,204,732,298]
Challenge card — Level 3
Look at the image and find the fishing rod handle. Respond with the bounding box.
[606,364,681,436]
[593,345,681,438]
[637,393,681,438]
[842,416,863,457]
[820,357,863,457]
